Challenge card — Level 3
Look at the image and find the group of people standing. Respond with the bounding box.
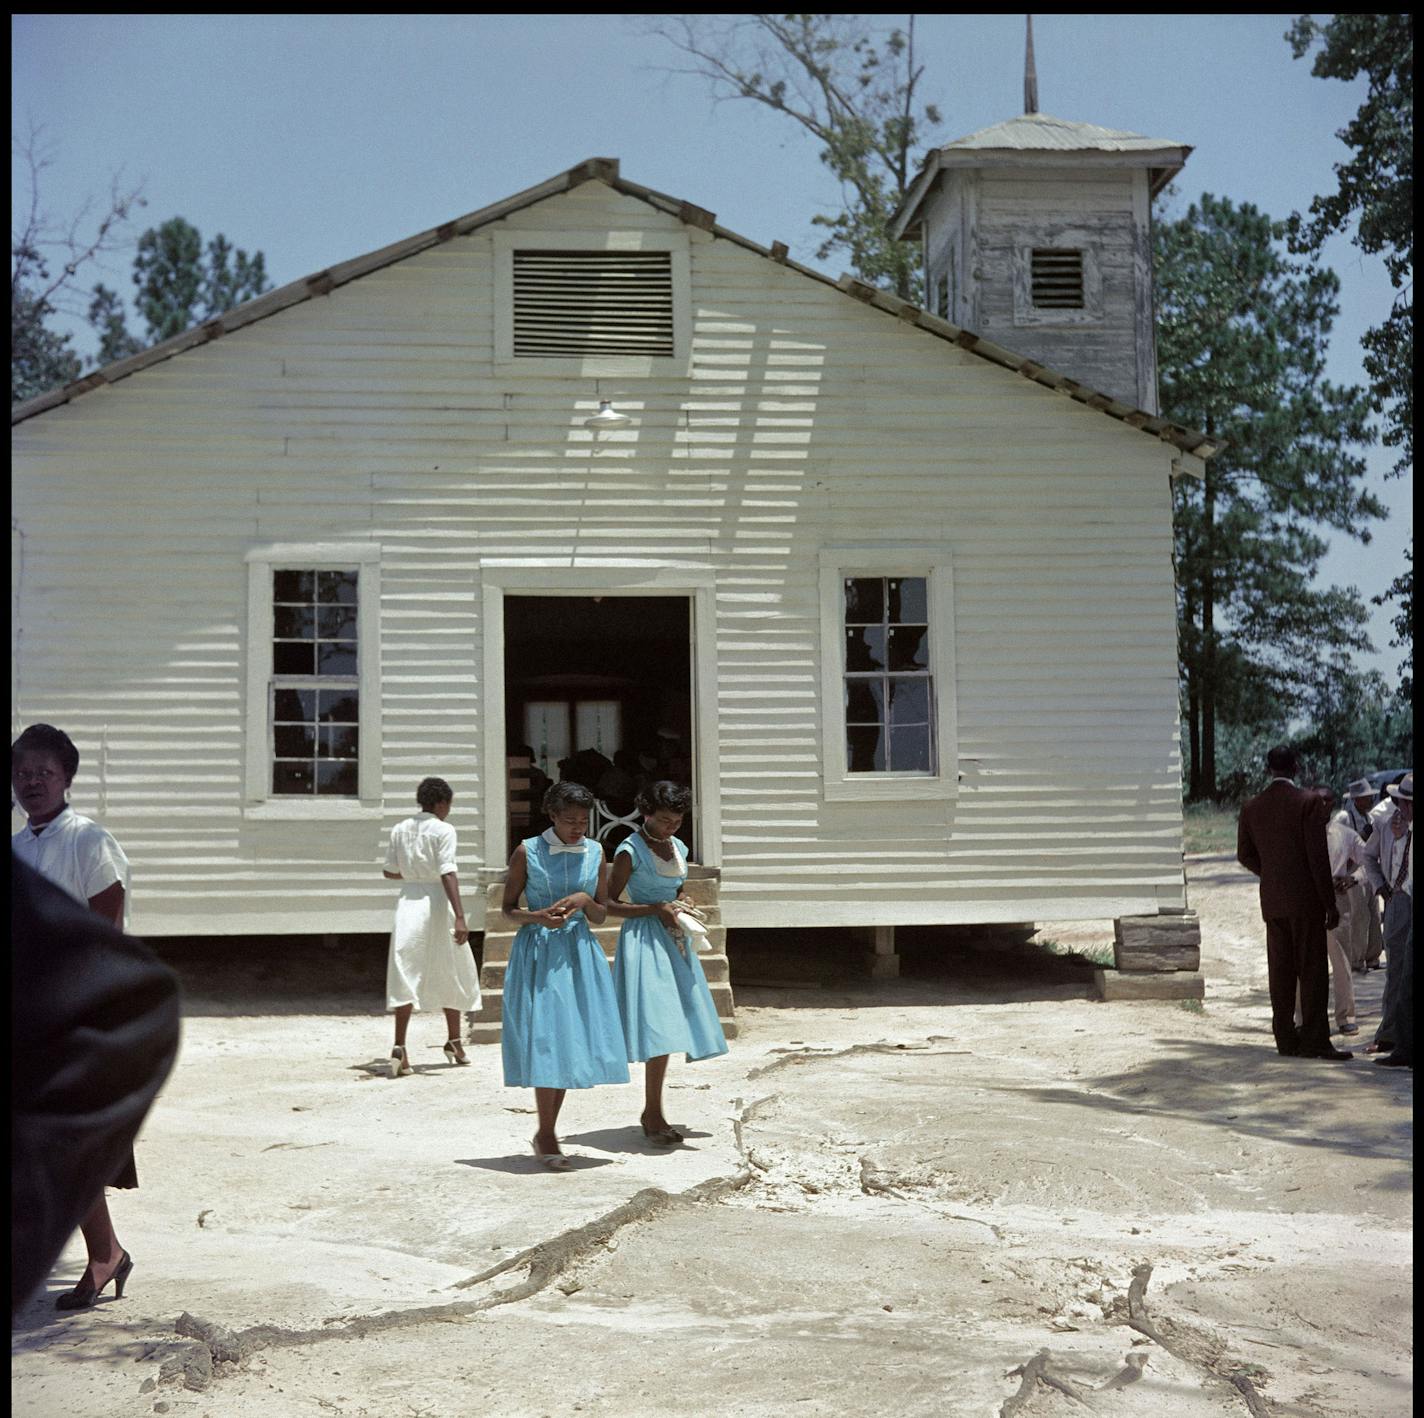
[382,776,727,1169]
[1237,747,1412,1067]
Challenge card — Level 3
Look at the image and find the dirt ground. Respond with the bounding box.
[11,855,1413,1418]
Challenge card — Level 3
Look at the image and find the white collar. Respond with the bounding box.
[541,827,588,855]
[28,804,73,836]
[1268,776,1296,785]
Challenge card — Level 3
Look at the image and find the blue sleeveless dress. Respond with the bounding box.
[612,833,728,1064]
[501,836,630,1089]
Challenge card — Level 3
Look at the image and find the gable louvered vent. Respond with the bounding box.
[512,250,675,357]
[1030,249,1085,308]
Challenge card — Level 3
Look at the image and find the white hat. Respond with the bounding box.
[1346,777,1374,798]
[1386,771,1412,802]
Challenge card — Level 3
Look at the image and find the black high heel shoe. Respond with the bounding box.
[55,1251,133,1310]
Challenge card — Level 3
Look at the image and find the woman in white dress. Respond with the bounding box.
[382,777,480,1076]
[11,723,143,1310]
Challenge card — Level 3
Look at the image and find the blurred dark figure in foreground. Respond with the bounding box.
[10,856,180,1315]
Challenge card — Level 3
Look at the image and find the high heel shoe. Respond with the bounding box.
[388,1045,412,1078]
[640,1112,683,1146]
[532,1138,572,1171]
[55,1251,133,1310]
[443,1038,469,1066]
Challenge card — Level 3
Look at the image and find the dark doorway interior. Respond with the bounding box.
[504,596,692,858]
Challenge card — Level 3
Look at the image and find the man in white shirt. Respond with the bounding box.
[1359,772,1412,1066]
[1340,778,1385,969]
[1306,789,1363,1033]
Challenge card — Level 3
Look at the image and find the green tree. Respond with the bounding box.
[93,216,272,351]
[11,122,145,403]
[1372,545,1413,697]
[1286,13,1411,479]
[1294,658,1413,789]
[1155,193,1386,801]
[645,14,939,299]
[1287,15,1412,704]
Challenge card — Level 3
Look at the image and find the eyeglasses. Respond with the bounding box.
[13,768,61,783]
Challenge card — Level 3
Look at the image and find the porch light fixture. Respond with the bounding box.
[585,399,632,429]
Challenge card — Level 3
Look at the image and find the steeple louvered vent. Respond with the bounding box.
[512,250,675,358]
[1030,249,1085,308]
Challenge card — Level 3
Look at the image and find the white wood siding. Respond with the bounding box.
[12,182,1186,936]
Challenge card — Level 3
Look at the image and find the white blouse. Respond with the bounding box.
[12,805,131,925]
[384,813,459,884]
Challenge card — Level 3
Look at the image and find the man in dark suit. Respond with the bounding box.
[1237,745,1351,1060]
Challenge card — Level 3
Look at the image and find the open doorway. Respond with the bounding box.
[504,595,693,859]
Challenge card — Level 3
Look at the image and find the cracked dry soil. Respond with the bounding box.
[11,855,1413,1418]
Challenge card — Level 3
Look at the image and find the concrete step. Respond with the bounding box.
[478,949,733,989]
[471,866,733,1044]
[481,924,728,964]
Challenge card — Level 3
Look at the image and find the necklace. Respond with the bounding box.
[640,825,674,857]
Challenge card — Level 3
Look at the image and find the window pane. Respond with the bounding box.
[273,760,314,795]
[318,691,359,723]
[321,725,359,759]
[317,760,359,795]
[317,605,357,639]
[888,677,930,724]
[274,724,315,758]
[317,641,357,675]
[274,604,315,639]
[843,577,884,624]
[889,577,926,624]
[888,625,929,672]
[274,688,316,721]
[318,570,358,605]
[889,724,934,772]
[845,625,885,673]
[846,725,885,773]
[274,570,315,601]
[274,641,316,675]
[845,677,884,724]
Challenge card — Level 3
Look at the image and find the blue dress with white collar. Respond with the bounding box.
[501,834,630,1089]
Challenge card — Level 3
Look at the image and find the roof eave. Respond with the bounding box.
[11,156,1221,460]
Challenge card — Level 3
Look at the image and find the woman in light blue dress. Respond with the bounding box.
[501,781,629,1169]
[603,782,727,1145]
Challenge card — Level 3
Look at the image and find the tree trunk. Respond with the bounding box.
[1201,467,1217,801]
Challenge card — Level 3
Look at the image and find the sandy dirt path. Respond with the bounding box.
[11,855,1412,1417]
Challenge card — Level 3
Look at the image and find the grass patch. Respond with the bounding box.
[1040,938,1116,968]
[1182,802,1239,854]
[1176,997,1205,1014]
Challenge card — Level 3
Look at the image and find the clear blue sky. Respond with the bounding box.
[11,13,1410,681]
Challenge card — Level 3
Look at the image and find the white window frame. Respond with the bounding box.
[492,228,692,379]
[243,542,382,820]
[818,546,958,803]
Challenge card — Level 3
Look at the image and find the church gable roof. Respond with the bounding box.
[11,158,1214,462]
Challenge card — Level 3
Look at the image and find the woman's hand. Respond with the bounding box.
[551,891,592,917]
[530,906,570,928]
[656,902,683,930]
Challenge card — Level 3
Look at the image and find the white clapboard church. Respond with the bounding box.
[11,63,1215,1008]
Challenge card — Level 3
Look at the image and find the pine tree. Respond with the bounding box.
[1154,193,1385,800]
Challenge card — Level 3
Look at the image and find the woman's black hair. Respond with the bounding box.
[416,776,453,811]
[636,780,692,816]
[11,723,80,781]
[543,780,595,815]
